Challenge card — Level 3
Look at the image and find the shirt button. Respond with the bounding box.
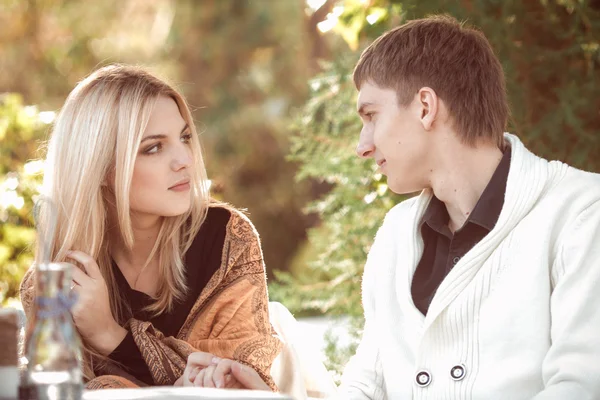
[450,364,466,381]
[452,256,460,265]
[415,370,432,387]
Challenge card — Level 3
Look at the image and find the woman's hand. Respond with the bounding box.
[182,352,235,388]
[182,352,270,391]
[67,250,127,355]
[190,362,244,389]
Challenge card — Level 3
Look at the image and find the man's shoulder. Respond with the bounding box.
[531,164,600,246]
[384,195,421,222]
[551,164,600,209]
[369,195,423,244]
[562,165,600,191]
[382,193,426,227]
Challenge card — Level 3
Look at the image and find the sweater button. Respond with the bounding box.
[452,256,460,265]
[415,370,431,387]
[450,364,466,381]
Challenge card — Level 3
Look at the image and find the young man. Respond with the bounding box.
[339,15,600,400]
[180,15,600,400]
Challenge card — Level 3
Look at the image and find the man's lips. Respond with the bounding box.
[376,159,387,167]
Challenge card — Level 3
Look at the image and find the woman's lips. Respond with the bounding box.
[169,181,190,192]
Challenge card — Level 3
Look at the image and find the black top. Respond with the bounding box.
[107,206,231,385]
[411,149,511,316]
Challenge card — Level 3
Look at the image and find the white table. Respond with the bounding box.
[83,387,295,399]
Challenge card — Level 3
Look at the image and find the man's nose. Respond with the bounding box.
[356,128,375,158]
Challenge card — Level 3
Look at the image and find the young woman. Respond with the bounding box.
[19,64,281,390]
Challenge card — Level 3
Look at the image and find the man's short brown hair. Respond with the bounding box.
[353,15,508,148]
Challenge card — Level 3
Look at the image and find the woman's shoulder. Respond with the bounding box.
[204,201,259,240]
[203,202,234,228]
[187,202,260,257]
[188,202,263,274]
[185,202,262,279]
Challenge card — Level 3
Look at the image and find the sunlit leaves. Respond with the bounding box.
[0,94,48,305]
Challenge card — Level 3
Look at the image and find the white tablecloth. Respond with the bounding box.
[83,387,295,400]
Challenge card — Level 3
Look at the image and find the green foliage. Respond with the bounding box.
[321,316,365,384]
[0,94,48,304]
[169,0,316,276]
[271,54,400,317]
[269,51,400,379]
[271,0,600,376]
[0,0,320,279]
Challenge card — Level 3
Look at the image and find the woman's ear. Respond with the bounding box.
[103,168,116,188]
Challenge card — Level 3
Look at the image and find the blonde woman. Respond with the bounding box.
[19,64,282,390]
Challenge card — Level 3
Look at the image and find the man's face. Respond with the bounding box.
[356,82,432,194]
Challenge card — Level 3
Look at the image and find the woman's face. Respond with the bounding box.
[129,95,193,218]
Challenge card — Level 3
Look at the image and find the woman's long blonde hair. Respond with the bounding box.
[36,64,210,378]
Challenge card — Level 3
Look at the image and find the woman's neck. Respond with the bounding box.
[109,213,162,274]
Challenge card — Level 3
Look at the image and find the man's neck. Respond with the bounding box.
[428,139,504,233]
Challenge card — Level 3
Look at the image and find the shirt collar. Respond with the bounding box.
[421,146,511,234]
[468,148,511,231]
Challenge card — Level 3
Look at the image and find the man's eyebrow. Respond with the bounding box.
[140,124,189,143]
[357,102,375,115]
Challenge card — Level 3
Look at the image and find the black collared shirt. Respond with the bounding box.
[411,149,511,316]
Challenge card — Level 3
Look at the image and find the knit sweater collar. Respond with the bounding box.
[398,133,569,330]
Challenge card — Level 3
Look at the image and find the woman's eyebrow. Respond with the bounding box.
[141,125,189,143]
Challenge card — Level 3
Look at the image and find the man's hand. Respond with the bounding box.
[229,360,271,391]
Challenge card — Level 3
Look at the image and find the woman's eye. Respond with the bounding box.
[181,133,192,144]
[144,143,161,154]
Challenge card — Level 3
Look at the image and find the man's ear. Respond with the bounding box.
[417,87,438,131]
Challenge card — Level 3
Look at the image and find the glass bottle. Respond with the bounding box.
[19,262,83,400]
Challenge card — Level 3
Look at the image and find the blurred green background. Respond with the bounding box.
[1,0,599,376]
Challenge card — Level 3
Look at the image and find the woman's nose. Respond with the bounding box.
[171,148,192,171]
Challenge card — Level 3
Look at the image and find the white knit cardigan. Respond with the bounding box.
[338,134,600,400]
